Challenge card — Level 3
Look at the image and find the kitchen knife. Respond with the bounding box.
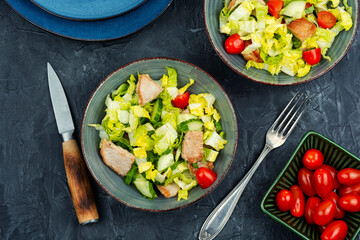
[47,63,99,225]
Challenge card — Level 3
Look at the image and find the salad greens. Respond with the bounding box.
[219,0,353,77]
[90,68,227,201]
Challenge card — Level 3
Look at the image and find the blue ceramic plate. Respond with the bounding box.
[31,0,147,21]
[5,0,172,41]
[203,0,359,85]
[81,57,238,211]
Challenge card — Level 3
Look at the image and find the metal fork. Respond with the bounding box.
[198,93,310,240]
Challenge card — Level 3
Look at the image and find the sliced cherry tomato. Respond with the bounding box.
[276,189,294,212]
[337,168,360,186]
[313,200,336,226]
[298,168,316,196]
[303,48,322,66]
[313,168,334,198]
[289,185,305,217]
[338,182,360,196]
[267,0,284,19]
[196,167,217,189]
[305,196,321,224]
[171,92,189,109]
[322,192,345,219]
[225,34,244,54]
[339,193,360,212]
[318,11,337,29]
[321,165,341,190]
[303,149,324,170]
[321,220,348,240]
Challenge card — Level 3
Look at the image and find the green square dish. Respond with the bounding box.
[261,131,360,240]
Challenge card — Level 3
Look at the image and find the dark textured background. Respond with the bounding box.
[1,1,360,239]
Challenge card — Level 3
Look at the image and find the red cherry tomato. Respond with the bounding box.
[318,11,337,29]
[322,192,345,219]
[339,193,360,212]
[298,168,316,196]
[303,149,324,170]
[267,0,284,19]
[276,189,294,212]
[224,34,244,54]
[313,200,336,226]
[171,92,189,109]
[305,2,313,8]
[303,48,322,66]
[196,167,217,189]
[313,168,334,198]
[337,168,360,186]
[305,196,321,224]
[289,185,305,217]
[338,182,360,196]
[321,220,348,240]
[321,165,341,190]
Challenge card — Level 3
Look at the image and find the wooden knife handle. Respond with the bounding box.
[62,139,99,224]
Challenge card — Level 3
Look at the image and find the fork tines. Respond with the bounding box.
[271,93,310,137]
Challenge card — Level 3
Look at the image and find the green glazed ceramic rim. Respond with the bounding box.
[261,131,360,239]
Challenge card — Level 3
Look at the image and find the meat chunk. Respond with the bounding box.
[287,18,316,42]
[157,183,180,198]
[136,74,163,106]
[188,161,214,175]
[181,131,204,164]
[100,138,135,177]
[227,0,237,11]
[242,40,263,63]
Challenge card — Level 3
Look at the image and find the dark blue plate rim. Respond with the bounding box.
[29,0,147,21]
[5,0,173,41]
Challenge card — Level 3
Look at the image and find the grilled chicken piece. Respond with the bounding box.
[100,138,135,177]
[136,74,163,106]
[157,183,180,198]
[188,161,214,175]
[181,131,204,164]
[242,40,263,63]
[287,18,316,42]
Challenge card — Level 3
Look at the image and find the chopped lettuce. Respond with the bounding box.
[205,131,228,151]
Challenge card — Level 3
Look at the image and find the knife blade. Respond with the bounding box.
[48,63,99,225]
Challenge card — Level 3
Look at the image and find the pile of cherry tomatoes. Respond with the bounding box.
[276,149,360,240]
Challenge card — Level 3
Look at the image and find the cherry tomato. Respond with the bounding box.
[196,167,217,189]
[322,192,345,219]
[303,149,324,170]
[338,182,360,196]
[313,200,336,226]
[337,168,360,186]
[318,11,337,29]
[276,189,294,212]
[298,168,316,196]
[267,0,284,19]
[321,220,348,240]
[339,193,360,212]
[313,168,334,198]
[305,3,312,8]
[321,165,341,190]
[305,196,321,224]
[289,185,305,217]
[225,34,244,54]
[303,48,322,66]
[171,92,189,109]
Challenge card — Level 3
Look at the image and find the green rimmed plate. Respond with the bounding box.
[81,57,238,211]
[261,131,360,239]
[203,0,359,85]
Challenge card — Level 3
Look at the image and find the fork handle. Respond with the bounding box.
[198,144,273,240]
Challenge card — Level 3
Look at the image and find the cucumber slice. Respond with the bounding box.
[178,113,197,123]
[157,153,174,172]
[178,119,203,132]
[151,99,163,123]
[133,173,156,199]
[281,1,306,19]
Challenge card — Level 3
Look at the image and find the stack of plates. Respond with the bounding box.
[5,0,173,41]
